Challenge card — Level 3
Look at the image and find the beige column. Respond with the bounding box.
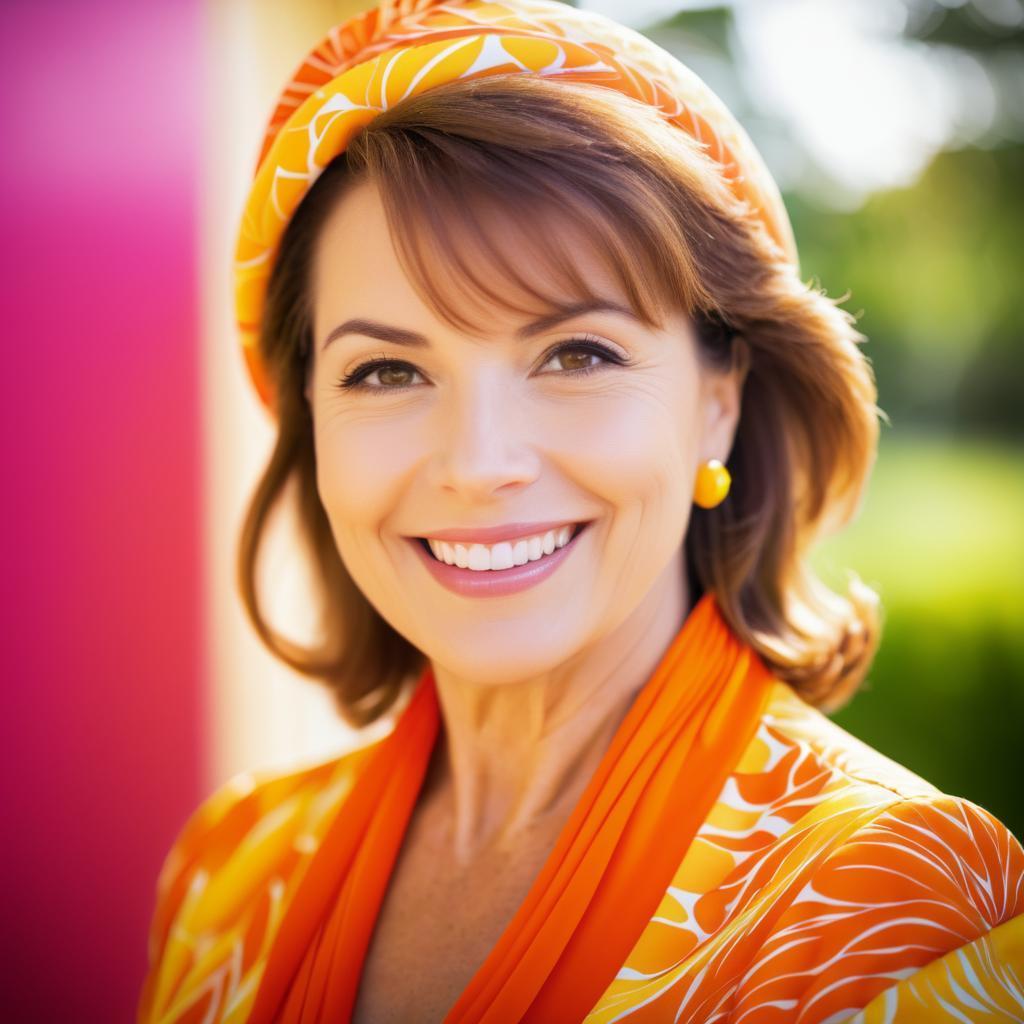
[198,0,393,789]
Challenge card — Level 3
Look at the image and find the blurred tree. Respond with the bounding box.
[903,0,1024,55]
[788,142,1024,439]
[640,0,1024,438]
[635,0,1023,837]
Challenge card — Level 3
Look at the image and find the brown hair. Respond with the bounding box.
[237,73,885,728]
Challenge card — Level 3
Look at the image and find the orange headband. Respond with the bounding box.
[234,0,798,413]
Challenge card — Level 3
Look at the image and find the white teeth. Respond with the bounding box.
[427,524,578,571]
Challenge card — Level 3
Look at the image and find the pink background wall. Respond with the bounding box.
[1,1,205,1018]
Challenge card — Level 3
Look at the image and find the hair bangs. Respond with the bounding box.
[351,107,705,341]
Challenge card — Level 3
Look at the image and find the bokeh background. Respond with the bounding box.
[4,0,1021,1018]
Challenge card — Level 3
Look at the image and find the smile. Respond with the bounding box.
[407,522,592,598]
[422,522,586,570]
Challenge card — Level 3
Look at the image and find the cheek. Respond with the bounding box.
[558,388,694,508]
[544,388,697,620]
[313,419,418,534]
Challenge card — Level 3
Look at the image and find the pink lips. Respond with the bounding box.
[407,522,590,597]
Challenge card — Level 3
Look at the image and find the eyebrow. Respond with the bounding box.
[318,299,641,352]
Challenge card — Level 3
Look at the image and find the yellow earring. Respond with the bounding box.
[693,458,731,509]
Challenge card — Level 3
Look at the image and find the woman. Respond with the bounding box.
[138,0,1024,1021]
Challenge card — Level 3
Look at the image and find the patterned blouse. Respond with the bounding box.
[139,678,1024,1022]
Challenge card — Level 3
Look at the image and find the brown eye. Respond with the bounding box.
[377,364,415,387]
[538,338,627,379]
[335,358,424,392]
[554,348,597,372]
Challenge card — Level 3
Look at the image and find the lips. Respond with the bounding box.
[407,520,592,597]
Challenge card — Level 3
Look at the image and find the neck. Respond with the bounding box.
[418,553,695,866]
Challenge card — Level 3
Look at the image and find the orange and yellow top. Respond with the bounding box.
[139,592,1024,1022]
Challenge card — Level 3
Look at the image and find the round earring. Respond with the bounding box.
[693,458,731,509]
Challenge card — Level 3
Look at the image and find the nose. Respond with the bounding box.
[426,373,541,499]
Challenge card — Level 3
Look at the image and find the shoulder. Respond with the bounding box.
[736,681,1024,909]
[726,788,1024,1022]
[725,681,1024,1021]
[147,742,376,942]
[748,678,944,802]
[682,678,966,895]
[675,677,1022,924]
[138,738,382,1022]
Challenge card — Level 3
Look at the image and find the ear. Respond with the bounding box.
[700,336,750,462]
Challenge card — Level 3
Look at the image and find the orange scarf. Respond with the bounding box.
[248,590,775,1022]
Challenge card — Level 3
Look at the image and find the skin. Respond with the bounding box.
[306,178,748,869]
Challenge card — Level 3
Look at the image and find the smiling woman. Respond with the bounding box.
[138,0,1024,1021]
[302,175,758,652]
[247,73,879,724]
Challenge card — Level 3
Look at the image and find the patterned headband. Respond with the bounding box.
[235,0,798,413]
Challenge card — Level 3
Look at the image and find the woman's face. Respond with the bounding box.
[306,179,745,685]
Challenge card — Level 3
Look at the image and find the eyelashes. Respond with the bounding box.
[333,335,631,396]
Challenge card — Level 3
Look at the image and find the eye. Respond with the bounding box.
[333,334,629,395]
[333,354,424,393]
[537,337,627,379]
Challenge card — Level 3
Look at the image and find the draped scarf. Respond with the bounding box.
[248,590,776,1022]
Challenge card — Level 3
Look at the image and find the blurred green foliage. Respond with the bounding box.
[788,143,1024,439]
[795,2,1023,839]
[637,0,1024,835]
[813,432,1024,840]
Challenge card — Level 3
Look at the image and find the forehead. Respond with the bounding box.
[311,177,636,341]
